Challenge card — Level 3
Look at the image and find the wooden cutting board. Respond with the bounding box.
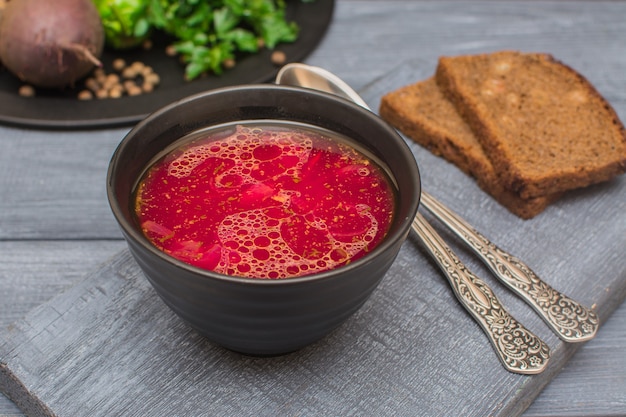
[1,59,625,417]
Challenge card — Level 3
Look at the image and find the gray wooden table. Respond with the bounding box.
[1,1,625,416]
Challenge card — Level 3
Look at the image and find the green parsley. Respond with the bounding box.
[94,0,303,80]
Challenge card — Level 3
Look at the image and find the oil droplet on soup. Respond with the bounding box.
[134,122,396,279]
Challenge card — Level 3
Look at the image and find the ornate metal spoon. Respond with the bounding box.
[275,62,598,343]
[277,63,551,374]
[420,193,599,342]
[413,213,550,374]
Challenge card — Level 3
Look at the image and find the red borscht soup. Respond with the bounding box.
[134,121,396,279]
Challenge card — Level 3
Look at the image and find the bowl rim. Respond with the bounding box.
[107,84,421,286]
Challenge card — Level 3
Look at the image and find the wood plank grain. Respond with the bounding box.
[0,127,129,240]
[525,303,626,417]
[0,240,125,417]
[0,241,126,326]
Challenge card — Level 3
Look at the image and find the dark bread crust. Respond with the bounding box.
[380,77,559,219]
[435,51,626,199]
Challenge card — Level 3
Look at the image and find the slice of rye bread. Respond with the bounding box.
[379,77,559,219]
[435,51,626,199]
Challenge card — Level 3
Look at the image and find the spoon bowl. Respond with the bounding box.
[276,63,369,108]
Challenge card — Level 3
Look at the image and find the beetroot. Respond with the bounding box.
[0,0,104,88]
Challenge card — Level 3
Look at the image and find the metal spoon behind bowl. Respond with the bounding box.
[277,63,597,373]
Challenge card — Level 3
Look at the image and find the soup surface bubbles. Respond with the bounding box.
[134,122,396,279]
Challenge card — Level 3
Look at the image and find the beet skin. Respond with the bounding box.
[0,0,104,88]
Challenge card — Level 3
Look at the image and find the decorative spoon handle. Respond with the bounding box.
[412,213,550,375]
[420,192,599,342]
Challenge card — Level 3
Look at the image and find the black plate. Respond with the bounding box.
[0,0,334,130]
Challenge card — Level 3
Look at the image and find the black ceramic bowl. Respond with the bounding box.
[107,84,420,355]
